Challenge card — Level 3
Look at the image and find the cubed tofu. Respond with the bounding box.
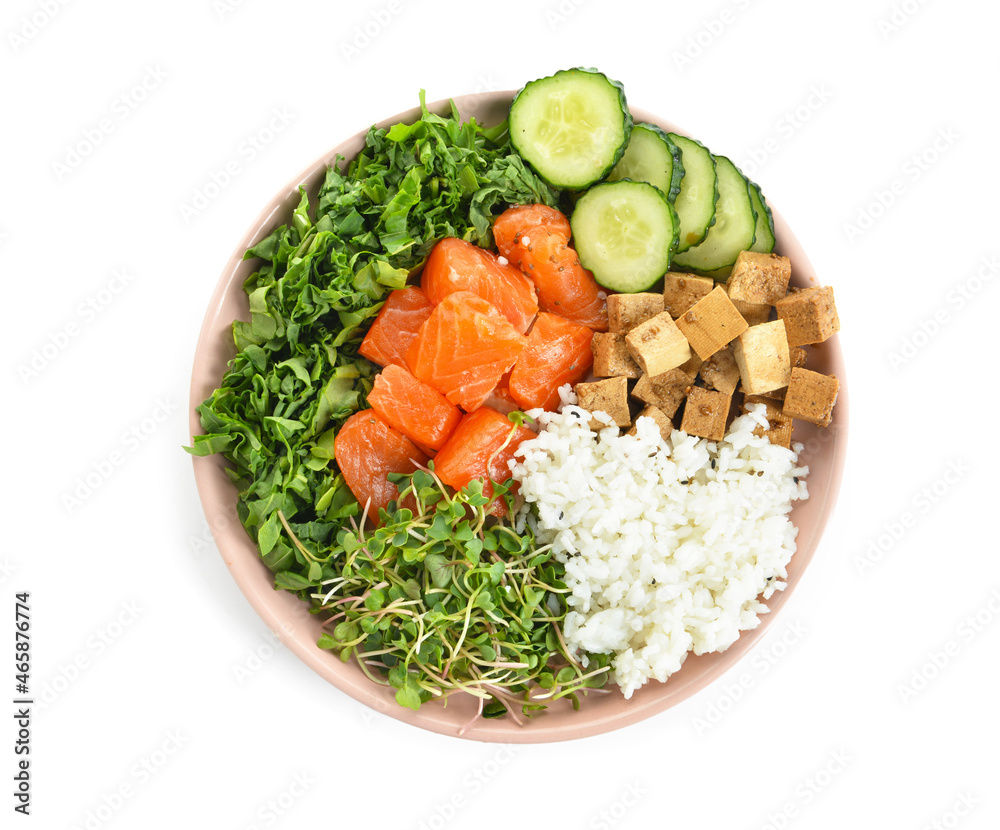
[754,348,806,401]
[631,368,693,417]
[674,285,748,360]
[679,387,730,441]
[679,352,704,376]
[733,320,791,395]
[727,251,791,304]
[663,272,715,318]
[699,345,740,395]
[628,405,674,441]
[782,368,840,427]
[625,311,691,377]
[607,292,665,334]
[730,296,771,327]
[744,395,794,448]
[591,332,641,378]
[575,376,632,429]
[775,286,840,347]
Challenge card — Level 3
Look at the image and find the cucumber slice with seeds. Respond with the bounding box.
[672,155,757,277]
[509,68,632,190]
[570,180,678,293]
[607,123,684,203]
[668,133,718,254]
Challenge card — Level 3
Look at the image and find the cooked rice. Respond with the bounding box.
[510,393,808,698]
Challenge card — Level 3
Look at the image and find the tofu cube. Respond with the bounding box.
[775,286,840,347]
[679,352,704,377]
[733,320,791,395]
[754,348,806,401]
[607,292,664,334]
[730,296,771,327]
[680,387,731,441]
[575,376,632,429]
[663,272,715,318]
[625,311,691,377]
[744,395,794,448]
[591,332,641,378]
[782,368,840,427]
[699,345,740,395]
[727,251,791,304]
[675,285,748,360]
[631,368,693,417]
[628,405,674,441]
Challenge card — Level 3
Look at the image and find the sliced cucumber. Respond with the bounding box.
[747,179,776,253]
[667,134,718,254]
[570,180,678,293]
[672,155,756,277]
[509,68,632,190]
[606,123,684,203]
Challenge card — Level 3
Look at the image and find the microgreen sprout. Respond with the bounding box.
[309,470,610,714]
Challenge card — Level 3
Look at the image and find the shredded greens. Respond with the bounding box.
[187,94,607,716]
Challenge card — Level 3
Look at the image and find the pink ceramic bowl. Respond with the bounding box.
[189,91,848,743]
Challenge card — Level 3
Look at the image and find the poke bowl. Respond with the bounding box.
[188,84,848,743]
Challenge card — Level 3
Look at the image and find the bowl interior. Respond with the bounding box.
[189,91,848,743]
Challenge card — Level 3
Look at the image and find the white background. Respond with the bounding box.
[4,0,997,827]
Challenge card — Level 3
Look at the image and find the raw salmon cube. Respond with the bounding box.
[493,204,571,269]
[406,291,527,413]
[433,407,536,514]
[509,312,594,411]
[421,237,538,334]
[366,364,463,452]
[495,206,608,332]
[334,410,428,524]
[358,287,434,369]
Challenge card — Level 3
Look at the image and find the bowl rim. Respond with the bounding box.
[188,89,849,743]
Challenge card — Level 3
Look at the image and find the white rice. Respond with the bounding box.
[510,392,809,698]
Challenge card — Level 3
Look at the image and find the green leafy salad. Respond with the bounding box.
[188,93,612,718]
